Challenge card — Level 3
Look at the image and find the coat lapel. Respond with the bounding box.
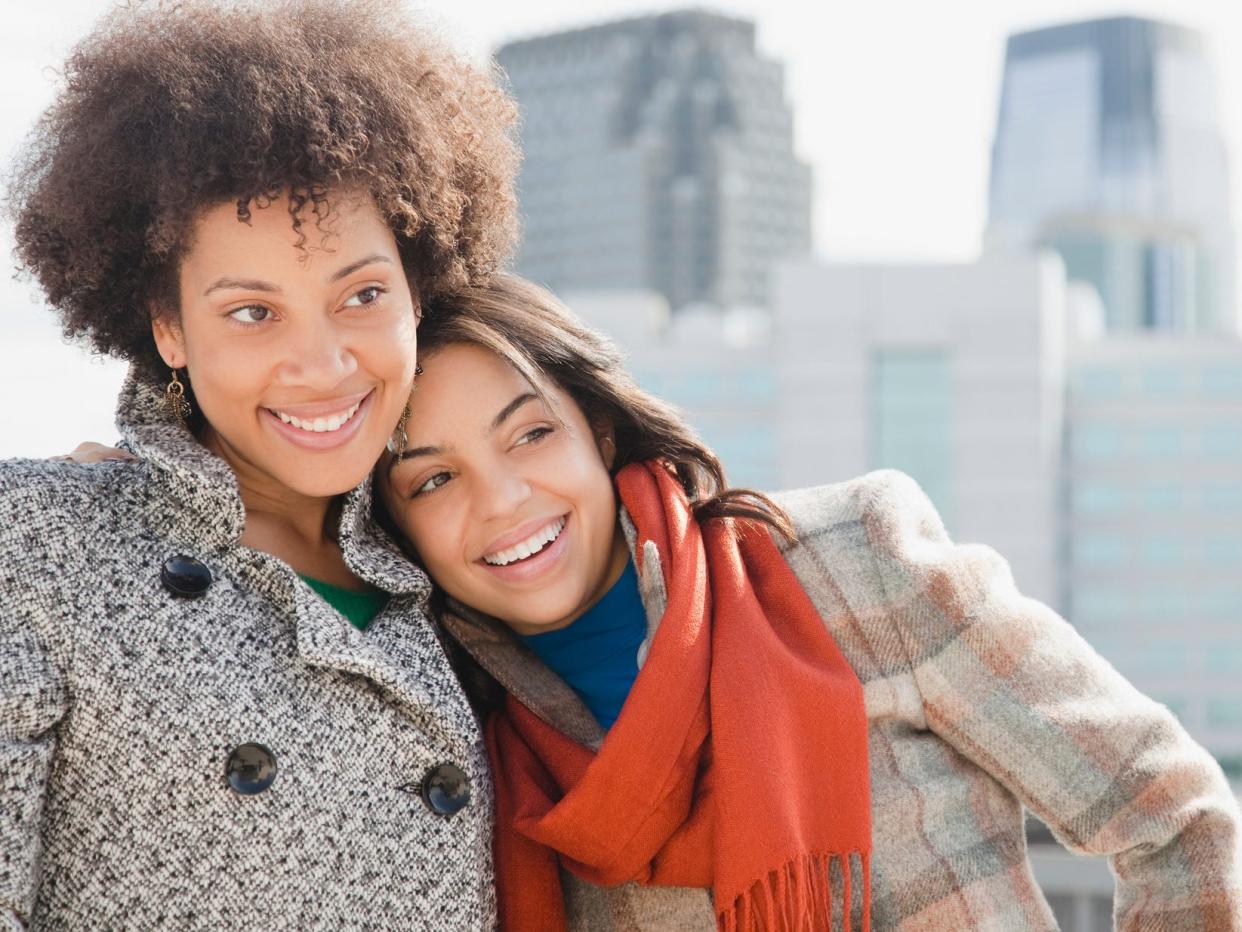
[293,479,482,751]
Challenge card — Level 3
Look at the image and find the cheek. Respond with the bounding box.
[183,339,266,413]
[367,310,420,377]
[393,502,462,579]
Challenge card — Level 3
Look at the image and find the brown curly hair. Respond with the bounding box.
[6,0,520,380]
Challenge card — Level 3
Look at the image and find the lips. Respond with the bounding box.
[270,398,364,433]
[482,517,566,566]
[262,389,375,452]
[477,513,573,584]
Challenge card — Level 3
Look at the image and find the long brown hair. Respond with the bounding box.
[418,274,796,542]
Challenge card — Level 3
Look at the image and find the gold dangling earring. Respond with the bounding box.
[386,364,422,456]
[163,368,191,422]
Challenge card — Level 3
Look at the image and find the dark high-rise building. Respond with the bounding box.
[496,11,812,310]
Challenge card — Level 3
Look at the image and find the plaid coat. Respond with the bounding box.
[444,469,1242,930]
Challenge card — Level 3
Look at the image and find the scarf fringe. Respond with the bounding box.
[717,851,872,932]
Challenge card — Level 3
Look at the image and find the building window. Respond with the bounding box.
[1202,425,1242,458]
[1142,537,1184,567]
[1141,482,1180,511]
[1205,646,1242,676]
[1206,700,1242,729]
[1203,365,1242,398]
[1074,424,1122,460]
[1078,367,1123,397]
[1141,425,1183,459]
[870,349,954,528]
[1074,482,1126,514]
[1205,536,1242,566]
[1075,535,1126,567]
[1074,589,1127,623]
[1142,366,1182,397]
[1203,484,1242,511]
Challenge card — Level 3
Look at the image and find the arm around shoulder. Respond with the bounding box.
[856,469,1242,928]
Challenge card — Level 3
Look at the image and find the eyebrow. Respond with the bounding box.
[491,392,540,431]
[395,392,541,464]
[202,253,393,297]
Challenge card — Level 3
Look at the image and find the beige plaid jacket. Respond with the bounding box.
[444,469,1242,930]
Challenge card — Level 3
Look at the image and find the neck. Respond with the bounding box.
[201,424,340,558]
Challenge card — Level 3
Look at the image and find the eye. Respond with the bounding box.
[413,470,453,497]
[343,286,386,308]
[515,426,554,447]
[228,305,273,324]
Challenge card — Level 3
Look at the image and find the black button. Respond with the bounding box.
[161,555,212,599]
[421,763,470,817]
[226,743,277,795]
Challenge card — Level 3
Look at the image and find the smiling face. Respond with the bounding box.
[380,343,629,636]
[153,192,419,502]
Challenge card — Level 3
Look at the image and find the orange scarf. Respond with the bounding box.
[486,461,872,931]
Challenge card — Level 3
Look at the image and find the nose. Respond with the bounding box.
[472,461,532,525]
[277,315,357,390]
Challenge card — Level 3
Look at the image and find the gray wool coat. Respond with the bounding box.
[0,372,495,930]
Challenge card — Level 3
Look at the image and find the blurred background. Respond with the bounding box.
[4,2,1242,927]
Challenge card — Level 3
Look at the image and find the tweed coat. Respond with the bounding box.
[443,469,1242,931]
[0,373,495,930]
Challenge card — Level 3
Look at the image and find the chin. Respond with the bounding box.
[278,459,375,498]
[496,594,583,634]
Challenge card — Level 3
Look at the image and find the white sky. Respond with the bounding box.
[3,0,1242,456]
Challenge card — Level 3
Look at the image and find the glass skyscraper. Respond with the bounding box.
[988,17,1235,334]
[496,11,812,311]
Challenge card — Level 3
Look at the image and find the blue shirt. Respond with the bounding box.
[518,560,646,730]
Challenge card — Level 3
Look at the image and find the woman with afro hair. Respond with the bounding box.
[0,0,517,927]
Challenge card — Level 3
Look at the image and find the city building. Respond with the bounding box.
[496,10,811,311]
[1064,334,1242,779]
[566,290,782,491]
[987,17,1236,335]
[770,252,1078,607]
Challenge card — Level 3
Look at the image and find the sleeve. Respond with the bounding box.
[0,617,67,929]
[860,470,1242,930]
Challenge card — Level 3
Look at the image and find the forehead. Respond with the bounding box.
[408,343,579,432]
[413,343,531,412]
[181,193,394,277]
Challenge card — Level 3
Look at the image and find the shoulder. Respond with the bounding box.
[770,468,947,551]
[768,469,974,614]
[0,456,149,541]
[770,469,1019,624]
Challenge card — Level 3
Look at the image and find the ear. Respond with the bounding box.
[151,313,188,370]
[591,417,617,469]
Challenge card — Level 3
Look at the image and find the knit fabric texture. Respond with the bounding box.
[0,367,496,930]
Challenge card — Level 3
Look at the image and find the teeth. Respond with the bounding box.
[274,399,362,433]
[483,518,565,567]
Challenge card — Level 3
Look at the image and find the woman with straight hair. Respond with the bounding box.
[0,0,518,927]
[372,274,1242,931]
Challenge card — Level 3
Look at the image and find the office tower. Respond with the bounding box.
[1064,335,1242,777]
[496,11,812,311]
[988,17,1235,334]
[771,253,1075,608]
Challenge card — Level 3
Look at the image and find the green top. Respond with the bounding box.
[301,575,389,631]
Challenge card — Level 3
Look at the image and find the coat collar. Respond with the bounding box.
[116,367,430,599]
